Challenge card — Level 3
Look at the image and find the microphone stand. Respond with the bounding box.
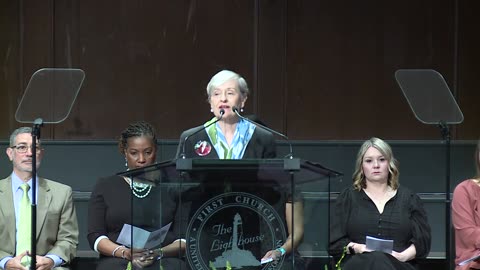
[180,110,225,159]
[232,107,293,159]
[30,118,43,270]
[232,108,299,267]
[439,121,452,270]
[176,110,225,172]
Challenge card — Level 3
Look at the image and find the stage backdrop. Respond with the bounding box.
[0,0,479,141]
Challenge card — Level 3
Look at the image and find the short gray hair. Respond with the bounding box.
[9,127,33,146]
[206,70,249,100]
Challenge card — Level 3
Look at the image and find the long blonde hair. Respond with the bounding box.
[352,137,400,191]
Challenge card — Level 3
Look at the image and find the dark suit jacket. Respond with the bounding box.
[0,176,79,265]
[175,125,277,159]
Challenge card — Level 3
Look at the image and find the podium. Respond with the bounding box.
[119,158,341,270]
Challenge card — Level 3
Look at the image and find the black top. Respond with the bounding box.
[87,175,179,250]
[175,124,277,159]
[329,186,431,260]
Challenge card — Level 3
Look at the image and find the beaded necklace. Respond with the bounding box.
[123,176,152,199]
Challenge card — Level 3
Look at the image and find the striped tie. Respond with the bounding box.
[16,183,31,266]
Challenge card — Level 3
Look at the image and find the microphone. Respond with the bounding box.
[232,107,293,159]
[180,109,225,159]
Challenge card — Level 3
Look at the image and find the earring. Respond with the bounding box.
[210,108,213,112]
[241,108,244,112]
[125,158,128,169]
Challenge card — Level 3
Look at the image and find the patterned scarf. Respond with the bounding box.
[205,117,256,159]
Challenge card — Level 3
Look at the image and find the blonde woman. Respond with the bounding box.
[329,137,431,270]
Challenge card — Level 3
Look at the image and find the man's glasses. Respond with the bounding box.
[10,144,43,154]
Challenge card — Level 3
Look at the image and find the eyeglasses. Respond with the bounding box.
[10,144,43,154]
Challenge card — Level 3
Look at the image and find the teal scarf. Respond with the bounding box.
[205,118,255,159]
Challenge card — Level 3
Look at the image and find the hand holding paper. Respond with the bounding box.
[117,222,172,249]
[458,253,480,266]
[261,257,273,264]
[365,236,394,254]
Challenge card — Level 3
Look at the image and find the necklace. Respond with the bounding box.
[123,177,152,199]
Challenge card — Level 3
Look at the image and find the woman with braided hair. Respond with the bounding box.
[87,121,185,269]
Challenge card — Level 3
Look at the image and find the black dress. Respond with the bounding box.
[329,186,431,270]
[87,175,186,270]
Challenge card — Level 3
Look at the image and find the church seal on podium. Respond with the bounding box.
[186,192,287,269]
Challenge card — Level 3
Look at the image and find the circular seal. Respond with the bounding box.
[186,192,287,270]
[194,140,212,156]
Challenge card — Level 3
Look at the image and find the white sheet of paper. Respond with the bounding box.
[458,253,480,266]
[261,257,273,264]
[116,222,172,249]
[365,235,394,254]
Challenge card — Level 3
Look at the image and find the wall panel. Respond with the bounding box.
[0,0,478,141]
[285,0,457,140]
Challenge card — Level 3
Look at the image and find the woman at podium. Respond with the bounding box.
[329,137,431,270]
[175,70,305,269]
[175,69,276,159]
[452,139,480,270]
[87,121,186,270]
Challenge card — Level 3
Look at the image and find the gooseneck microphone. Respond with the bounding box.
[232,107,293,158]
[180,109,225,159]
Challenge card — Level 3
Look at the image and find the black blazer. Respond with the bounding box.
[175,125,277,159]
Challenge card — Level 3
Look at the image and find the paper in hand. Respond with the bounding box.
[261,257,273,264]
[458,253,480,266]
[117,222,172,249]
[365,235,394,254]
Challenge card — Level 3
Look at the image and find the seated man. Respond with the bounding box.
[0,127,79,270]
